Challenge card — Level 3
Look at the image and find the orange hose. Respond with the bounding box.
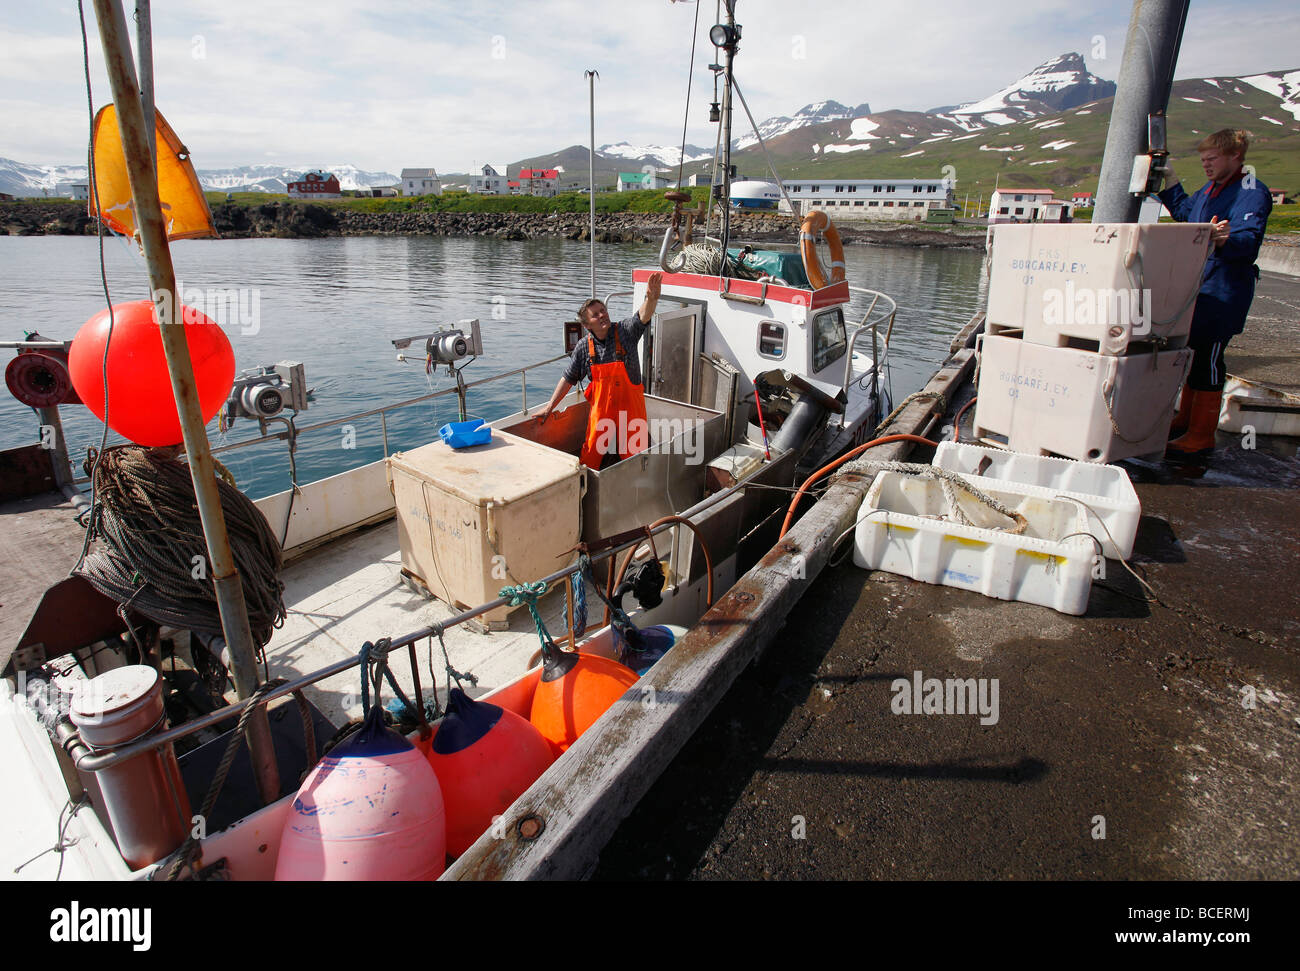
[778,433,939,539]
[952,396,978,444]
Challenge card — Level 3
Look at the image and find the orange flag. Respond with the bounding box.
[90,104,217,240]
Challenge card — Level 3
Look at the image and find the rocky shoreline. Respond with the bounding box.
[1,200,990,250]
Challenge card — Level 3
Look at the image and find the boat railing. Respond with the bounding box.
[60,492,725,775]
[67,354,571,486]
[844,285,897,404]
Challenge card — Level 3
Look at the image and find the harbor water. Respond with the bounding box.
[0,235,987,498]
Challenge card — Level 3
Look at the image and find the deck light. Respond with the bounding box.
[709,23,739,49]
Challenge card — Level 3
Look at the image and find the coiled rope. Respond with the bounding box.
[75,445,286,649]
[837,459,1029,534]
[674,242,766,280]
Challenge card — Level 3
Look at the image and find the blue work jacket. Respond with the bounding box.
[1158,173,1272,341]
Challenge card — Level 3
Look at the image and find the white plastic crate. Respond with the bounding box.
[987,222,1212,355]
[932,441,1140,559]
[973,334,1191,463]
[853,471,1095,615]
[1218,375,1300,438]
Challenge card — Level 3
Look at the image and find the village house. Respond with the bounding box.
[517,168,560,197]
[1271,188,1289,206]
[400,168,442,196]
[989,188,1069,224]
[781,178,955,221]
[54,182,89,201]
[618,171,673,192]
[287,171,342,199]
[1072,191,1094,209]
[469,164,508,195]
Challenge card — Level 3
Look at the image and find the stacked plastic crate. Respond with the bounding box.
[972,222,1213,462]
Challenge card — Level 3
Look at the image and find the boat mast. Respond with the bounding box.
[586,69,598,299]
[89,0,281,804]
[712,1,740,276]
[134,1,156,171]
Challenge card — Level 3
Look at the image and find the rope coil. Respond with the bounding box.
[74,445,287,649]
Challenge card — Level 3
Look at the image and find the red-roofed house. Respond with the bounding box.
[1072,191,1094,209]
[517,168,560,197]
[287,170,341,199]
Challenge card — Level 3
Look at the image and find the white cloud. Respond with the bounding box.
[3,0,1296,173]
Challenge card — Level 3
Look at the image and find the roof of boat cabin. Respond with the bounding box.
[632,269,849,309]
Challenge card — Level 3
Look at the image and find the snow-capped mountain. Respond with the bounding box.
[0,159,399,197]
[1241,69,1300,121]
[196,164,399,193]
[734,101,872,150]
[597,142,713,168]
[0,158,89,197]
[931,53,1115,130]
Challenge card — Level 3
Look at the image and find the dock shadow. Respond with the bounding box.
[589,560,895,880]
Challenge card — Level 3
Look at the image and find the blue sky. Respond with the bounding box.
[2,0,1296,173]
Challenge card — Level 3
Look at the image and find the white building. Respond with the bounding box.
[989,188,1069,224]
[400,168,443,196]
[781,178,954,221]
[469,164,508,195]
[54,182,89,201]
[618,171,673,192]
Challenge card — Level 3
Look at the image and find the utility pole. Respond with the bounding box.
[1094,0,1190,223]
[586,69,598,299]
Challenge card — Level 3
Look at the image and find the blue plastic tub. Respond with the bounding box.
[439,418,492,449]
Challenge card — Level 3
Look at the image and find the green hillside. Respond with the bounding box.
[716,76,1299,206]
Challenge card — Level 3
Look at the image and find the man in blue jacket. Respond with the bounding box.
[1158,128,1272,456]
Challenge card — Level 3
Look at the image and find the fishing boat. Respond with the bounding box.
[2,0,906,880]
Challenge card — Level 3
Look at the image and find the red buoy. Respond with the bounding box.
[68,299,234,447]
[529,651,639,756]
[428,688,555,857]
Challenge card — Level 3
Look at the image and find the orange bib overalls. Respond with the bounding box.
[579,330,649,468]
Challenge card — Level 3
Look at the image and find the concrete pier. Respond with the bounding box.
[595,270,1300,880]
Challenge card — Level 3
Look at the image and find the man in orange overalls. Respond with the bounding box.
[538,272,662,468]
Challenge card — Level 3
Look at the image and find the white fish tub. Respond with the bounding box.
[931,441,1140,559]
[853,471,1095,615]
[987,222,1212,354]
[1218,375,1300,438]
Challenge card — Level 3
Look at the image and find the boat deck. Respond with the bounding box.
[593,270,1300,880]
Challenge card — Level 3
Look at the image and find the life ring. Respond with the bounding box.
[799,209,845,289]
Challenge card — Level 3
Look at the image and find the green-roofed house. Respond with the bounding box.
[618,171,672,193]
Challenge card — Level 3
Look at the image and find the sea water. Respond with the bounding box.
[0,234,987,498]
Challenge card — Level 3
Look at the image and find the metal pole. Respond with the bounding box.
[586,69,598,300]
[1093,0,1190,223]
[90,0,281,804]
[719,4,736,272]
[134,1,156,172]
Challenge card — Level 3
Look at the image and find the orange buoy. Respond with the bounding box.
[428,688,556,857]
[529,650,639,755]
[275,707,446,880]
[68,299,234,447]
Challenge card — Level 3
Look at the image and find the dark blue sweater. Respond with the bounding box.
[1158,173,1272,341]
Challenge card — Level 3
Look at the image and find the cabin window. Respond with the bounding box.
[757,320,786,359]
[812,308,847,372]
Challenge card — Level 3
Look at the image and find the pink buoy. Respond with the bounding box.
[275,707,446,881]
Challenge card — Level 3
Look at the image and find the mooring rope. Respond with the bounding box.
[74,444,287,649]
[674,242,766,279]
[837,459,1029,534]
